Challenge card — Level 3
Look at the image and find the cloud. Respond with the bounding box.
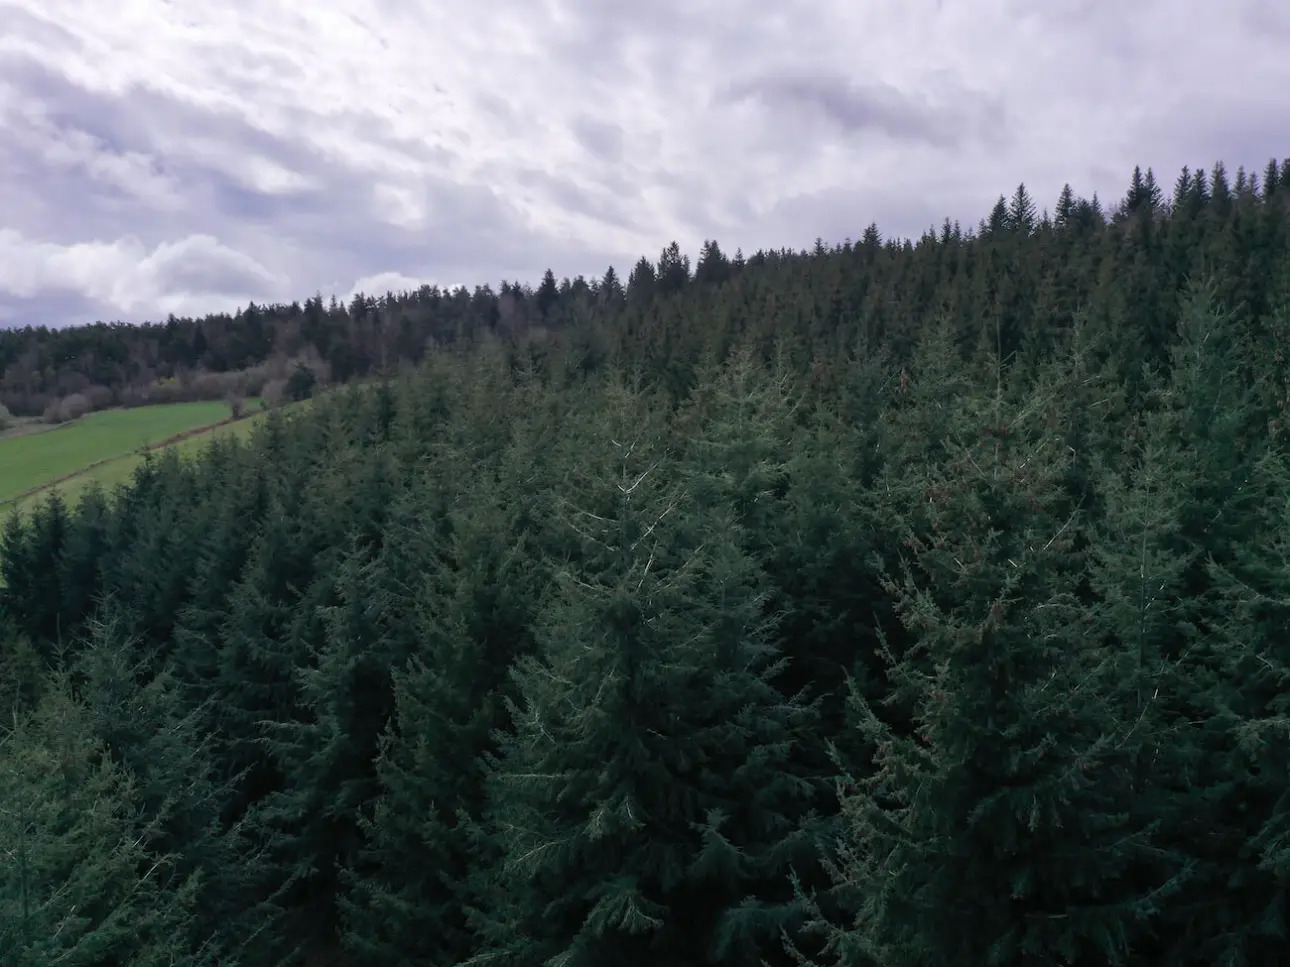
[344,271,460,304]
[0,230,285,319]
[718,70,1006,149]
[0,0,1286,326]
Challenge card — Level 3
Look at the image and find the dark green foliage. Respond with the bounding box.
[0,620,43,718]
[285,360,319,401]
[2,156,1290,965]
[802,343,1176,966]
[0,683,206,966]
[339,430,547,965]
[1200,447,1290,966]
[71,610,266,962]
[1094,278,1282,966]
[462,376,820,966]
[1,494,68,646]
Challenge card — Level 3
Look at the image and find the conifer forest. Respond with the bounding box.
[5,159,1290,966]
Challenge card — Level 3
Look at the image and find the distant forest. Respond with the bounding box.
[3,157,1290,966]
[5,157,1289,419]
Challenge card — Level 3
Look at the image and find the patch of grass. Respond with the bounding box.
[0,400,248,507]
[1,398,309,521]
[9,415,263,517]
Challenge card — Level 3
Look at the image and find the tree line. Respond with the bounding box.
[5,158,1289,419]
[2,157,1290,965]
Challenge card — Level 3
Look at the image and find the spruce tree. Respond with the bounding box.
[463,374,819,966]
[804,342,1170,966]
[339,395,550,965]
[54,484,110,633]
[1200,445,1290,965]
[0,619,42,716]
[0,493,68,646]
[72,608,266,962]
[1110,280,1275,964]
[0,682,204,965]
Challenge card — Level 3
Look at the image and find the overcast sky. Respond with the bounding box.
[1,0,1287,328]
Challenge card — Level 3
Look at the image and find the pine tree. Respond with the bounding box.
[1079,367,1203,961]
[253,542,392,960]
[1007,183,1037,234]
[0,682,205,965]
[171,439,271,695]
[537,269,559,318]
[464,374,819,966]
[55,484,110,632]
[627,256,657,305]
[72,609,267,961]
[803,342,1170,966]
[1200,444,1290,965]
[0,619,42,718]
[1055,184,1077,228]
[599,265,625,309]
[1108,279,1274,964]
[1264,158,1280,200]
[0,493,68,646]
[695,240,733,286]
[339,396,550,966]
[657,241,692,295]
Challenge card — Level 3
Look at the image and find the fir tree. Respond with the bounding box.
[339,401,549,966]
[537,269,560,318]
[1007,183,1038,234]
[1109,279,1274,964]
[657,241,692,295]
[464,375,819,966]
[1200,445,1290,965]
[0,493,68,646]
[803,343,1171,966]
[0,682,205,966]
[72,609,266,962]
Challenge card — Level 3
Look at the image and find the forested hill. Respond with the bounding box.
[3,156,1290,966]
[4,157,1290,419]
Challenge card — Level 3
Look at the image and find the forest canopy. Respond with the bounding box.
[2,158,1290,965]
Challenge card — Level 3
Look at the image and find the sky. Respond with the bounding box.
[1,0,1288,329]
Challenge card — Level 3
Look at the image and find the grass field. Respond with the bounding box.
[0,399,267,518]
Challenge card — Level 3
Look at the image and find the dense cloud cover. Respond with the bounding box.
[1,0,1287,326]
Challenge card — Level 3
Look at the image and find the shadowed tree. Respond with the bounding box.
[0,681,206,966]
[463,374,821,967]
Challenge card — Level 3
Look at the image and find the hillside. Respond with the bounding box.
[0,400,244,498]
[5,159,1288,422]
[3,159,1290,966]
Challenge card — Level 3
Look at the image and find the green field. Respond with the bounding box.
[0,400,265,517]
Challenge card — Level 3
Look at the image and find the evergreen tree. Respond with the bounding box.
[1200,444,1290,965]
[1107,280,1272,964]
[464,375,819,966]
[339,396,550,965]
[599,265,625,309]
[1007,183,1037,234]
[0,619,42,718]
[285,360,319,401]
[0,494,68,646]
[803,343,1170,966]
[695,240,733,286]
[627,256,657,305]
[0,683,205,966]
[72,609,266,961]
[657,241,692,295]
[55,484,109,631]
[1055,184,1077,227]
[537,269,560,318]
